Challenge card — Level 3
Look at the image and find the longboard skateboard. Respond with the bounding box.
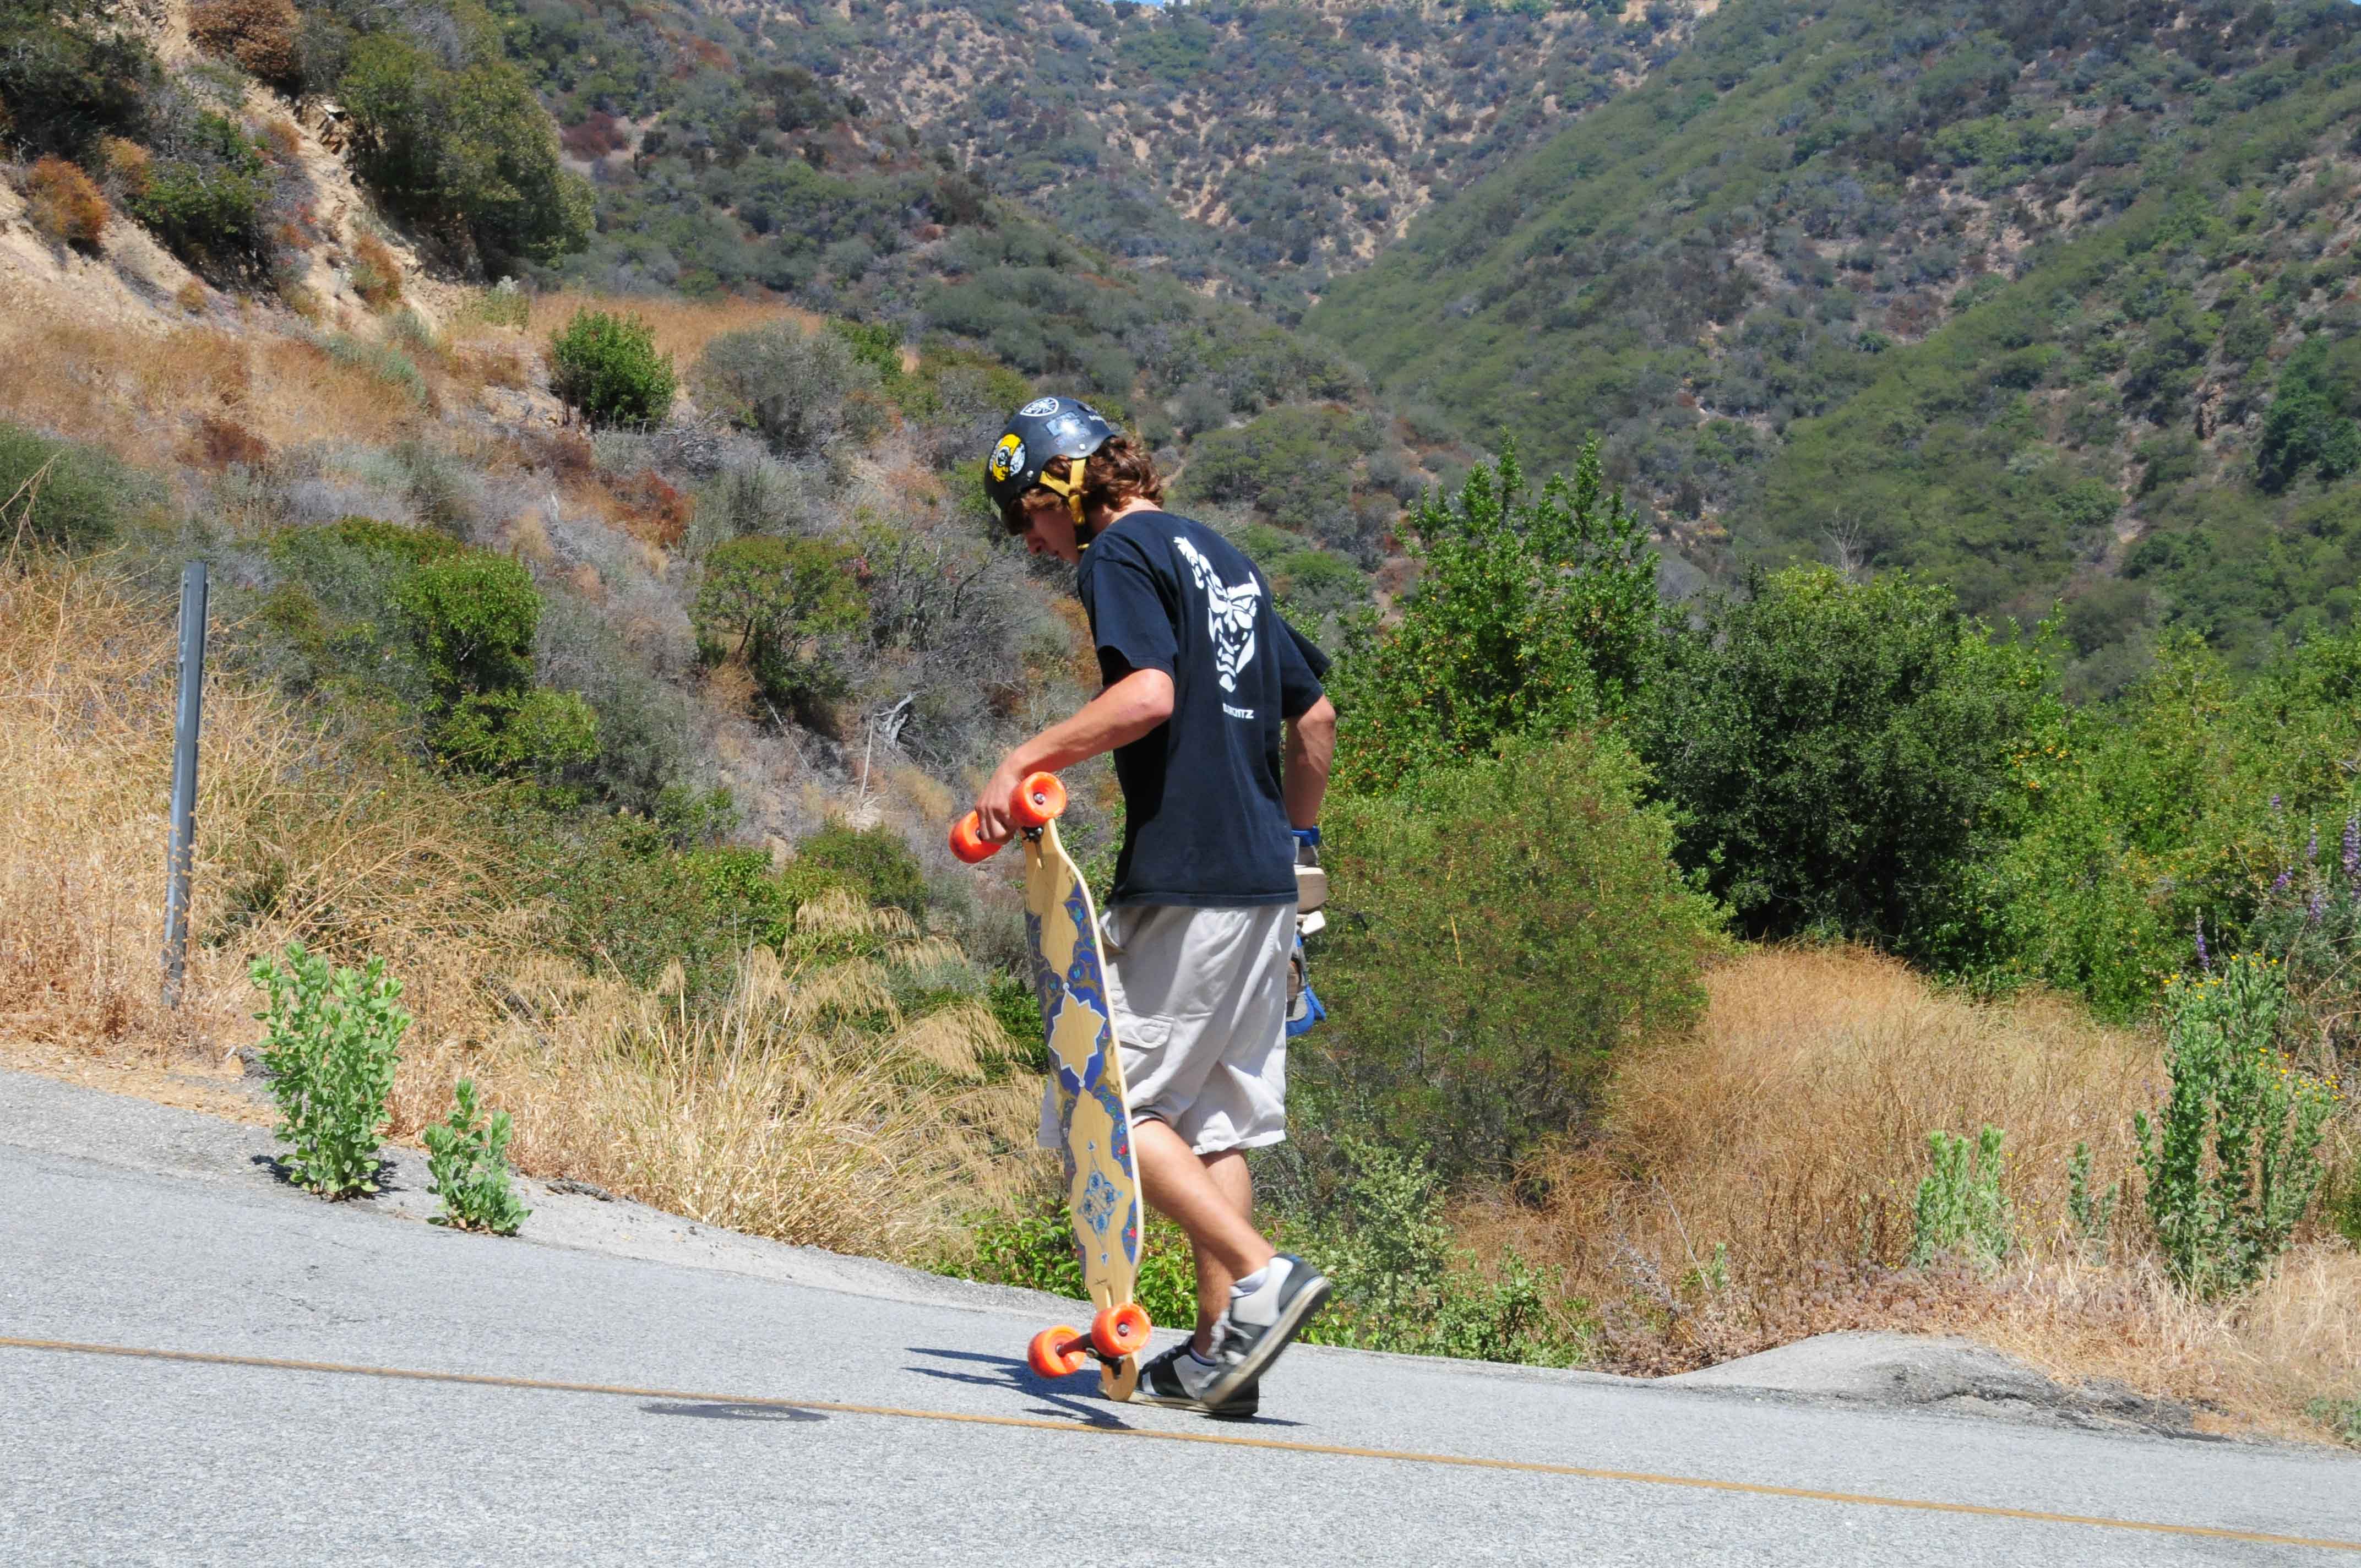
[950,771,1153,1400]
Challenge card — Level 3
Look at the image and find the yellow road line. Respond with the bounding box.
[4,1335,2355,1553]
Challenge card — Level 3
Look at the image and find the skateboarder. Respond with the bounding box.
[973,396,1337,1417]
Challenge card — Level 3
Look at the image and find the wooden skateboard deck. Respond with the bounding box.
[950,773,1152,1399]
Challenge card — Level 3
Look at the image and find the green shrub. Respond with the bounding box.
[1301,731,1724,1181]
[690,533,868,725]
[468,277,530,329]
[1908,1125,2015,1268]
[423,1077,530,1235]
[954,1206,1201,1334]
[1179,402,1374,540]
[0,421,154,548]
[2336,1171,2361,1250]
[128,113,273,280]
[1291,1137,1588,1366]
[391,553,599,778]
[339,29,591,269]
[692,322,887,461]
[1328,440,1652,793]
[249,941,407,1199]
[547,309,675,429]
[394,554,540,699]
[986,970,1040,1049]
[1634,567,2046,961]
[2135,956,2339,1297]
[520,811,805,993]
[796,822,927,918]
[431,687,597,780]
[2257,337,2361,492]
[0,0,157,165]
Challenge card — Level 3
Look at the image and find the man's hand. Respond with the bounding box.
[970,668,1176,844]
[973,755,1032,844]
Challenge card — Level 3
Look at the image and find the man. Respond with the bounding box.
[973,395,1337,1418]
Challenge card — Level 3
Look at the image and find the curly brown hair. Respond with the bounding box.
[1005,434,1165,533]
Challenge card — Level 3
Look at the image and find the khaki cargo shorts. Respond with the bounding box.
[1037,902,1296,1157]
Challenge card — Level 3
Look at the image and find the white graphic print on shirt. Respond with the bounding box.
[1173,536,1261,695]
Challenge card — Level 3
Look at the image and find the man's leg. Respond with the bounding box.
[1189,1150,1255,1349]
[1134,1118,1273,1354]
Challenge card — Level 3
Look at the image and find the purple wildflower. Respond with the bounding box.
[2344,816,2358,880]
[2310,890,2325,924]
[2195,914,2211,972]
[2275,869,2292,892]
[2308,825,2320,863]
[2272,793,2283,813]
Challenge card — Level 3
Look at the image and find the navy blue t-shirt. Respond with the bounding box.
[1076,510,1326,908]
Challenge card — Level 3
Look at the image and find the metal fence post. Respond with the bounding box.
[162,560,208,1008]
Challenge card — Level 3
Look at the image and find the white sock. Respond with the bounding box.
[1187,1345,1218,1368]
[1230,1265,1270,1297]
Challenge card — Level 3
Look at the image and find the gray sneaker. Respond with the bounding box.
[1201,1254,1330,1408]
[1134,1341,1259,1420]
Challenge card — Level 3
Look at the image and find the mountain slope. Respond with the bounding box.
[1313,0,2361,688]
[507,0,1706,322]
[481,0,1476,568]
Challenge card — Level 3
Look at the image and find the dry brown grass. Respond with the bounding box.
[520,291,822,375]
[0,317,420,472]
[0,556,507,1059]
[350,234,402,312]
[1465,946,2361,1441]
[25,157,109,249]
[474,914,1032,1257]
[0,555,1027,1260]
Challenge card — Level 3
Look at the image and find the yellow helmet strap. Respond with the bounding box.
[1037,454,1093,546]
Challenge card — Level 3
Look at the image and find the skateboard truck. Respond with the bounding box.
[1025,1303,1153,1380]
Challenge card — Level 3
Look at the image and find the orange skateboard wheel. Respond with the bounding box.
[1029,1325,1090,1379]
[1008,771,1068,829]
[1090,1302,1151,1360]
[948,810,999,864]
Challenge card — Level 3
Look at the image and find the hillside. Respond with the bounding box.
[1314,0,2361,692]
[710,0,1706,321]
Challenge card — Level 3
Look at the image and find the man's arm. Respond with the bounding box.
[972,668,1176,841]
[1283,695,1336,830]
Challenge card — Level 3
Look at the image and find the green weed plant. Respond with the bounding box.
[2065,1140,2118,1264]
[249,942,407,1199]
[2135,956,2340,1297]
[2309,1397,2361,1450]
[424,1077,531,1235]
[1909,1125,2015,1268]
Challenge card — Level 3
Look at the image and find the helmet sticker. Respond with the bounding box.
[989,433,1026,483]
[1018,397,1062,418]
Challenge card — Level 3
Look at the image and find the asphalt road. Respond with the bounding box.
[2,1073,2356,1565]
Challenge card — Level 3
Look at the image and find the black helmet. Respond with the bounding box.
[985,395,1117,531]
